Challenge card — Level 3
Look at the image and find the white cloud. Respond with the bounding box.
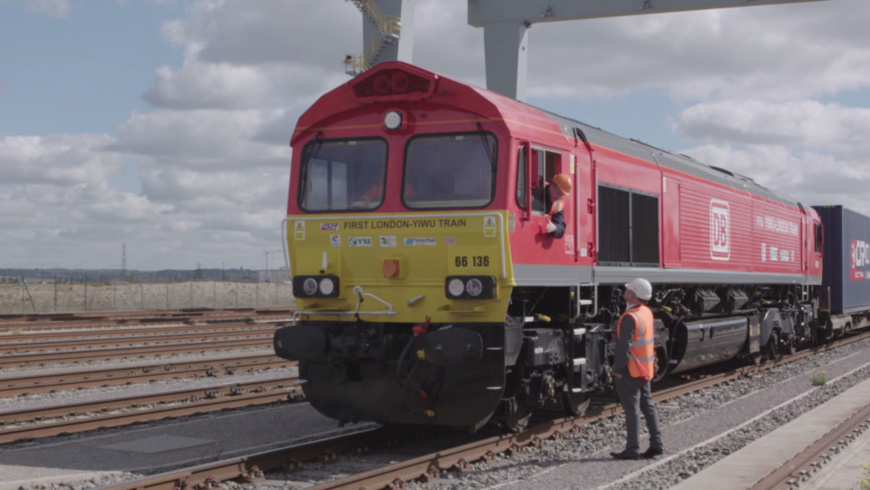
[526,0,870,102]
[681,144,870,217]
[143,61,277,110]
[107,109,291,169]
[676,100,870,155]
[0,134,123,185]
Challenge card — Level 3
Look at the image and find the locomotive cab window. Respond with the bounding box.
[516,146,562,214]
[298,138,387,212]
[403,133,496,209]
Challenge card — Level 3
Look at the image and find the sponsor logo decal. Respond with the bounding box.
[320,223,339,231]
[348,236,372,247]
[379,236,397,247]
[851,239,870,281]
[444,236,455,246]
[404,237,436,246]
[710,199,730,261]
[330,234,341,247]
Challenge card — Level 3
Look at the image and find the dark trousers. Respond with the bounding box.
[615,375,662,453]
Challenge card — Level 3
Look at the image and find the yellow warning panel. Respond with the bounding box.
[294,221,305,240]
[483,216,496,237]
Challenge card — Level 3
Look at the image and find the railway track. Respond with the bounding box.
[0,354,293,396]
[0,321,290,343]
[0,307,296,332]
[0,377,301,444]
[0,327,278,354]
[105,330,870,490]
[0,337,275,368]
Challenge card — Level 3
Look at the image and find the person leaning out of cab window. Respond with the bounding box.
[544,174,572,238]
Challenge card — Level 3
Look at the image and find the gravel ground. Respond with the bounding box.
[400,337,870,490]
[4,338,870,490]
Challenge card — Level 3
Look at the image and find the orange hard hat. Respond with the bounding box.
[552,174,572,194]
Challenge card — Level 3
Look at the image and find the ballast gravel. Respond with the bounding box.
[5,338,870,490]
[401,337,870,490]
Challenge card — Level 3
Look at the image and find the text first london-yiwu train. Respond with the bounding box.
[273,62,870,432]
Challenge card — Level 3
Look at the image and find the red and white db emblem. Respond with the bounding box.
[710,199,730,261]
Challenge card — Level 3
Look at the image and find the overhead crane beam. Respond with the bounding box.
[345,0,415,76]
[467,0,831,101]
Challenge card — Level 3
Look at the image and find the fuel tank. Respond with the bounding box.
[669,316,748,374]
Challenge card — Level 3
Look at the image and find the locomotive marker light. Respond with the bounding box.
[293,275,341,298]
[303,277,317,296]
[447,277,465,297]
[445,276,497,299]
[385,111,402,130]
[466,278,484,297]
[318,277,336,296]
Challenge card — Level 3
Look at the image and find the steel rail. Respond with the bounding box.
[107,426,392,490]
[0,321,289,343]
[749,403,870,490]
[0,385,300,445]
[0,355,294,397]
[0,377,299,425]
[0,337,274,368]
[0,307,297,332]
[0,328,277,354]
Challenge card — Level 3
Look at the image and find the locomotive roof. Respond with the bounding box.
[536,108,801,209]
[298,62,802,211]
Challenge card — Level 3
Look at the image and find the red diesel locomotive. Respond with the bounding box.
[274,62,825,431]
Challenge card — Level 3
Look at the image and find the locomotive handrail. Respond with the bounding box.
[352,285,396,316]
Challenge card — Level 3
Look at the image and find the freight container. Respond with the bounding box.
[813,205,870,315]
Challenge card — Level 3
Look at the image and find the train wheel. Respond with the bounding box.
[502,404,532,433]
[785,337,797,356]
[765,330,783,362]
[561,390,592,417]
[652,346,669,384]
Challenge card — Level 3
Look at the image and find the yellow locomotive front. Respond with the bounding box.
[274,65,522,430]
[274,62,609,431]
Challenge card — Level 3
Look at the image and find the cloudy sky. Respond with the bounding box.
[1,0,868,270]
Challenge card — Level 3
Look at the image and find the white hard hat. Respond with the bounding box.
[625,278,653,301]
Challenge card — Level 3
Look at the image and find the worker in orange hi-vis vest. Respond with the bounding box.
[544,173,572,238]
[610,278,664,460]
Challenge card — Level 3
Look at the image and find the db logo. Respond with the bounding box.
[710,199,730,261]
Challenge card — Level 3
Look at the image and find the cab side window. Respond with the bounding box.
[515,145,564,215]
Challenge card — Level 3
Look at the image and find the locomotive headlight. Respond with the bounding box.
[445,275,496,299]
[293,275,340,298]
[318,277,335,296]
[302,278,318,296]
[465,278,483,297]
[447,278,465,297]
[384,111,402,130]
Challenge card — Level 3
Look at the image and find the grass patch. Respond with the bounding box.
[811,370,831,386]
